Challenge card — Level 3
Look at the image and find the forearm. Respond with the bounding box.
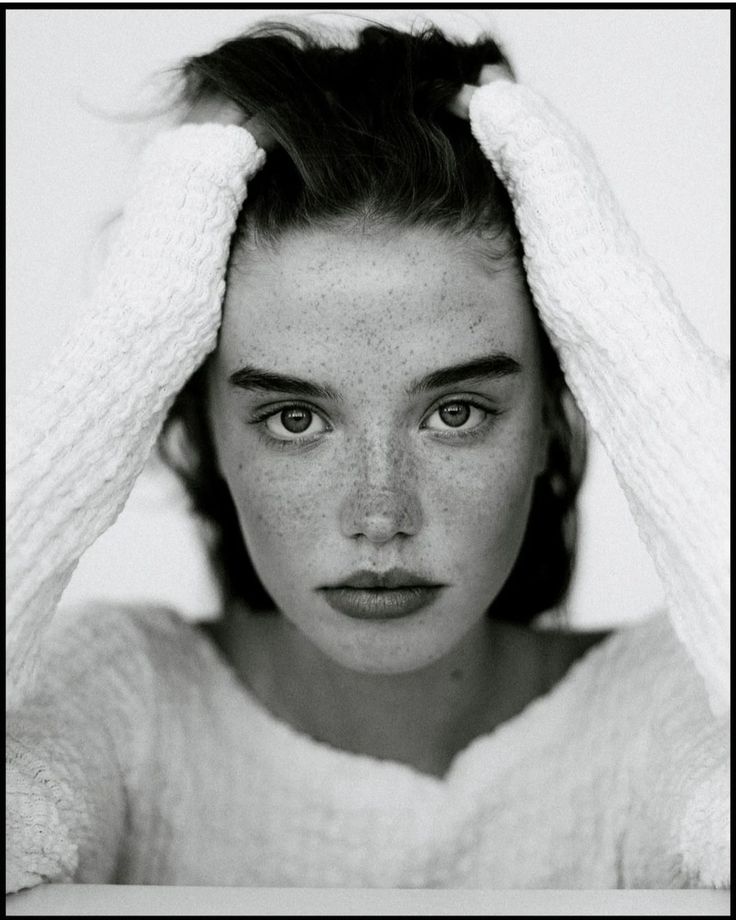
[6,125,265,710]
[469,82,729,715]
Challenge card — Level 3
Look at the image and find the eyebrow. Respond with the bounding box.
[229,367,341,401]
[228,353,521,400]
[407,353,522,395]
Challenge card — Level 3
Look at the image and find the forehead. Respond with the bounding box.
[220,227,537,374]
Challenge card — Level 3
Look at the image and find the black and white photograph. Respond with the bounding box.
[6,6,730,916]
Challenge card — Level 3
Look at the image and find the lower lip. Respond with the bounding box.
[320,587,444,621]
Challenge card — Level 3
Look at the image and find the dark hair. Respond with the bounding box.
[158,19,587,625]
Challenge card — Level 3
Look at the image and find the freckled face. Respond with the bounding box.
[207,226,549,674]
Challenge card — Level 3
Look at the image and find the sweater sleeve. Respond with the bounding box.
[469,81,729,718]
[5,124,265,891]
[6,123,265,713]
[468,81,729,885]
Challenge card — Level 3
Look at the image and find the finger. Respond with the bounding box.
[446,84,476,120]
[243,114,277,152]
[447,65,514,120]
[185,98,245,127]
[478,63,513,85]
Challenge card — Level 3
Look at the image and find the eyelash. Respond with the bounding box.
[248,398,501,450]
[248,401,330,451]
[422,399,501,442]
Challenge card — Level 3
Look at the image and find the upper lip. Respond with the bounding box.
[324,568,442,589]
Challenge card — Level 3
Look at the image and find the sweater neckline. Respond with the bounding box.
[194,616,620,796]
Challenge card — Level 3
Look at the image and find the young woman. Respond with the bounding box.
[6,21,728,890]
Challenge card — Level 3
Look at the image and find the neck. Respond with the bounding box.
[215,605,546,779]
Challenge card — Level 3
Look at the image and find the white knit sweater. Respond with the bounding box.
[6,82,730,891]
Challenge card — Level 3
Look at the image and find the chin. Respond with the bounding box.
[314,619,474,676]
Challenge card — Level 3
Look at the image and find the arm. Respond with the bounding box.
[467,79,729,718]
[6,123,264,891]
[466,78,729,887]
[6,124,265,712]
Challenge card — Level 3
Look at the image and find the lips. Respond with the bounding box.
[319,568,444,621]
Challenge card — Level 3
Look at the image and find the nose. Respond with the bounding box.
[339,436,423,544]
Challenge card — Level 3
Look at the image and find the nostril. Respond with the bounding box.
[339,487,422,542]
[360,512,410,545]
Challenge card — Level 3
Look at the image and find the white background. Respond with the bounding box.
[6,8,730,627]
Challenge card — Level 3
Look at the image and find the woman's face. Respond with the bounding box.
[207,225,549,674]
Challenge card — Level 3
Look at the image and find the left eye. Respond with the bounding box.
[264,407,328,440]
[423,401,487,431]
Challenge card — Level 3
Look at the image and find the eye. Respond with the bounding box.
[263,405,329,441]
[422,400,488,432]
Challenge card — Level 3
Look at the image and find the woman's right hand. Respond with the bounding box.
[6,119,267,712]
[182,93,277,151]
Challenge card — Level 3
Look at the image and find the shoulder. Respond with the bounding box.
[13,601,226,780]
[597,611,715,723]
[35,600,213,701]
[537,611,722,764]
[548,611,710,711]
[44,599,189,657]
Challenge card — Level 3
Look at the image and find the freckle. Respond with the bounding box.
[450,669,463,681]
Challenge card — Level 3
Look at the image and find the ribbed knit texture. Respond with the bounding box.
[6,125,265,714]
[469,81,729,719]
[6,85,729,892]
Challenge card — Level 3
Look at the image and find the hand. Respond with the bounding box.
[446,64,513,120]
[182,94,276,151]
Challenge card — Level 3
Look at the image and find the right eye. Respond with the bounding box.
[262,406,329,441]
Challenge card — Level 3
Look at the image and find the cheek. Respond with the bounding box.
[207,384,329,545]
[218,437,334,576]
[431,421,543,571]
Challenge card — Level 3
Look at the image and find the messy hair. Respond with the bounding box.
[158,20,587,625]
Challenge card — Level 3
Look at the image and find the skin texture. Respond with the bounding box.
[206,224,556,776]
